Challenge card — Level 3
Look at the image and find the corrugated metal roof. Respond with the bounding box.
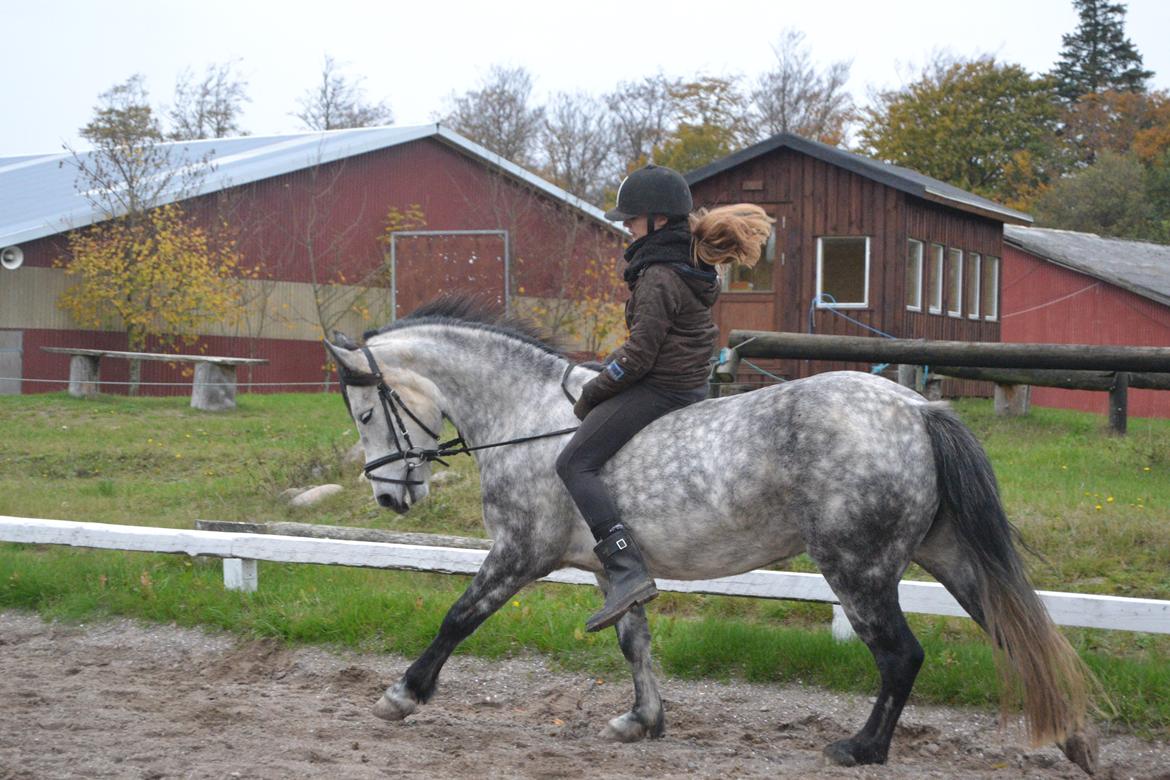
[0,124,614,247]
[685,132,1033,226]
[1004,225,1170,308]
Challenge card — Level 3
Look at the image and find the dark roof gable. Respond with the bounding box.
[1004,225,1170,308]
[685,133,1032,226]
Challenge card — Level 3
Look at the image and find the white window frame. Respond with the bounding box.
[929,243,944,314]
[967,252,981,320]
[983,255,1000,321]
[815,236,870,309]
[946,247,963,318]
[906,238,924,312]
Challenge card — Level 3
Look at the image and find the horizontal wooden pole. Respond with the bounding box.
[4,515,1169,634]
[932,366,1170,391]
[41,347,266,366]
[729,331,1170,373]
[194,519,494,550]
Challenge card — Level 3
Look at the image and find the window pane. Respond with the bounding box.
[724,224,774,292]
[819,237,868,305]
[966,253,981,318]
[906,239,923,311]
[929,244,944,313]
[946,248,963,317]
[982,256,999,320]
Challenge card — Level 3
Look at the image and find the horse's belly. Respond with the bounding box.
[628,504,807,580]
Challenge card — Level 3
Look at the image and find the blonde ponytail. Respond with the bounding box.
[689,204,775,268]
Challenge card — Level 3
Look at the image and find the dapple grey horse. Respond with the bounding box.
[323,297,1096,773]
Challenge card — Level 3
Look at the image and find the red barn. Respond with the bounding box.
[1002,226,1170,418]
[0,125,624,395]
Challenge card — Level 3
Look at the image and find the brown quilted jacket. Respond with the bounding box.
[579,224,720,409]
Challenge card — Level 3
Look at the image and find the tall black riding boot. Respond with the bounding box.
[586,529,659,632]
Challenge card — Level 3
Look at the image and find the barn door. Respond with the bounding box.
[390,231,508,319]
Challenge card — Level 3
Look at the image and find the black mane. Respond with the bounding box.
[363,294,566,357]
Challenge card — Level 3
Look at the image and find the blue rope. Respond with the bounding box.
[807,294,900,375]
[741,359,787,383]
[807,293,898,339]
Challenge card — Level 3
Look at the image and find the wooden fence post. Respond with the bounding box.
[994,384,1031,417]
[831,605,856,642]
[223,558,258,592]
[1109,372,1129,435]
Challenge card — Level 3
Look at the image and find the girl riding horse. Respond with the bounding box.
[556,164,774,631]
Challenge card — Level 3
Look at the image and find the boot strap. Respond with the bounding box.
[594,530,638,559]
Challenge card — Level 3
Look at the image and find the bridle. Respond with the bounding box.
[338,345,581,487]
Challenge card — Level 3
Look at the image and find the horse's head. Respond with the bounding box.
[324,333,444,514]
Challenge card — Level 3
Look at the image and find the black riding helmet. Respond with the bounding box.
[604,164,693,222]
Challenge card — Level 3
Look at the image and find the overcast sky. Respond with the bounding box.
[3,0,1169,157]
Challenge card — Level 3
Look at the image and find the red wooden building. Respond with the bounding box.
[684,133,1031,383]
[0,125,624,395]
[1002,226,1170,418]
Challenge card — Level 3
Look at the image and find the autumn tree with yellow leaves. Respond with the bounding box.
[57,205,245,388]
[58,76,245,393]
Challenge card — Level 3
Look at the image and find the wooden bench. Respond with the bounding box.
[41,347,268,411]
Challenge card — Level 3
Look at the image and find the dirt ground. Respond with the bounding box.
[1,611,1167,780]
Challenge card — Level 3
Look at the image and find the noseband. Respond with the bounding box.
[339,346,581,488]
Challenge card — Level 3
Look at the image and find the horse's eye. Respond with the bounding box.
[358,409,374,425]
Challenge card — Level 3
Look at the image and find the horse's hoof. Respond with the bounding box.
[602,712,647,743]
[822,737,885,767]
[372,683,417,721]
[1060,729,1099,775]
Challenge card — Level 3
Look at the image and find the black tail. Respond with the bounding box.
[919,404,1091,752]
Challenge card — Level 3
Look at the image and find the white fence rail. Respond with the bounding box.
[3,515,1169,637]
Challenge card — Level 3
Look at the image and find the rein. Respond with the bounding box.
[343,347,581,486]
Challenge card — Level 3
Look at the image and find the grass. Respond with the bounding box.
[1,391,1168,737]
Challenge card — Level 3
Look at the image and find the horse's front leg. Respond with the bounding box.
[373,541,550,721]
[601,593,665,742]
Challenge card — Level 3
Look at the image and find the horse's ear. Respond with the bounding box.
[323,337,365,377]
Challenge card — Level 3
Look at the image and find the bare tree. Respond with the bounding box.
[70,74,195,220]
[750,29,854,144]
[604,73,682,169]
[441,65,544,165]
[539,91,616,203]
[294,55,393,131]
[168,61,250,140]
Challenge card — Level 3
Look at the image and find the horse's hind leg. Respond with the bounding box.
[603,600,665,742]
[818,572,925,766]
[373,541,551,721]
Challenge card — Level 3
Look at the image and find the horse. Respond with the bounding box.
[323,296,1096,774]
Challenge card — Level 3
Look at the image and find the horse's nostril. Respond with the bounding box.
[377,493,396,509]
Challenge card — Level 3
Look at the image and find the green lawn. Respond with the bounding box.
[1,392,1167,736]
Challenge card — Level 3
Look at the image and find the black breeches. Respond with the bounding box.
[555,381,706,540]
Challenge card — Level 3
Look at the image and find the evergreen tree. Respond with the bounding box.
[1051,0,1153,102]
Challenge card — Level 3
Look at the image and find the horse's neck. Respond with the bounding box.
[391,328,571,447]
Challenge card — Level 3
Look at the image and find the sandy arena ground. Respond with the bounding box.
[1,611,1167,779]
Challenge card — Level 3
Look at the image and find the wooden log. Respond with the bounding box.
[932,365,1170,391]
[729,331,1170,373]
[194,519,494,550]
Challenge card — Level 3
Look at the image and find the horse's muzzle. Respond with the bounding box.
[377,492,410,514]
